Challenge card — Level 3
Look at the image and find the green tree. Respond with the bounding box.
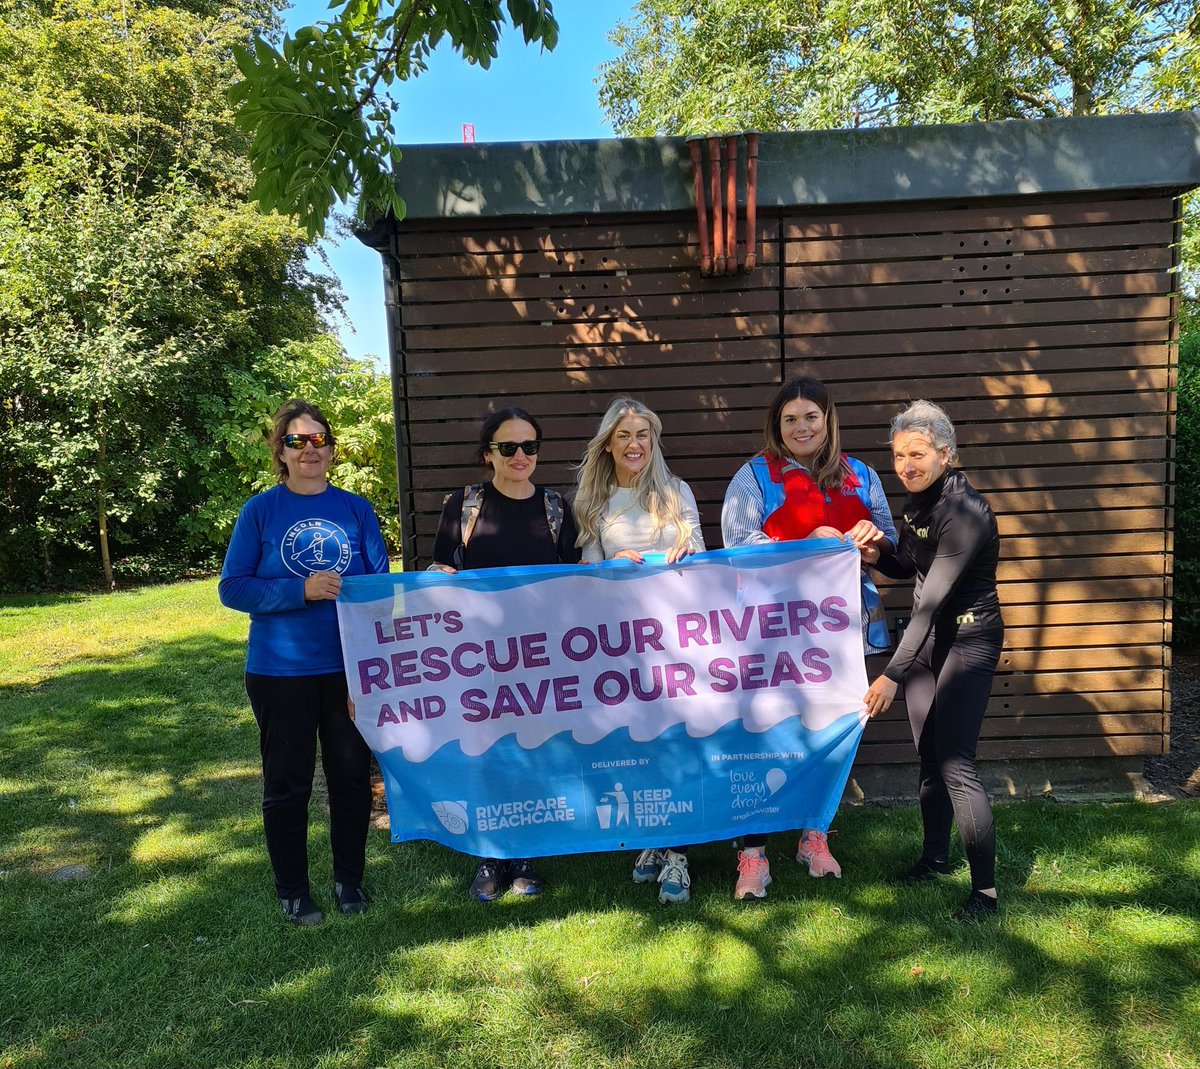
[600,0,1200,136]
[0,0,359,589]
[227,0,559,237]
[192,336,398,550]
[0,152,211,587]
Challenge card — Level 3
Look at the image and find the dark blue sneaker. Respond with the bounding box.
[506,858,543,896]
[897,857,953,885]
[469,859,505,902]
[335,882,370,916]
[953,890,999,923]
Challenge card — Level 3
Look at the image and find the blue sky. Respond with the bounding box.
[283,1,635,365]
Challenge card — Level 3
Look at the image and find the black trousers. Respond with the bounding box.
[904,620,1004,891]
[245,671,372,898]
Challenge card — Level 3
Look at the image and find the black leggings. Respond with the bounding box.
[245,671,372,898]
[904,622,1004,891]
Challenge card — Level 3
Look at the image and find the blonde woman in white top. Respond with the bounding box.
[575,396,705,903]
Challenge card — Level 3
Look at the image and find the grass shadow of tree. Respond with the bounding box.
[2,633,1199,1068]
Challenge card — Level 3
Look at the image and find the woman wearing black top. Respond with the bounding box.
[862,400,1004,922]
[428,405,581,901]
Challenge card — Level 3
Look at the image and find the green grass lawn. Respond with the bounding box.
[2,579,1198,1069]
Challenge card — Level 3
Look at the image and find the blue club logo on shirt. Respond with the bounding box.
[281,519,353,577]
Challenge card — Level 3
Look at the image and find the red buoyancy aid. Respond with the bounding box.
[750,452,892,652]
[754,452,872,540]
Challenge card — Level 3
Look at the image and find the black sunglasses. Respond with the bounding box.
[488,440,541,457]
[282,432,332,450]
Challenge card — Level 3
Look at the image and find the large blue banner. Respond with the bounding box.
[337,541,869,859]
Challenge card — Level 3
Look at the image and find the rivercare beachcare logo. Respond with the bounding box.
[431,800,469,834]
[431,795,578,834]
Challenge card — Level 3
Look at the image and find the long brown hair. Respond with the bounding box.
[761,376,846,490]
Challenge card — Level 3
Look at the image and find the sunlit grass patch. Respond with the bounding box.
[2,579,1200,1069]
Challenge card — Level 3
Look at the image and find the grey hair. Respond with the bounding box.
[890,400,959,464]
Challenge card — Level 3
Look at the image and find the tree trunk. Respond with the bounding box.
[97,407,115,590]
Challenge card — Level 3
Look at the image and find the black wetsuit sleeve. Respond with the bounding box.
[873,541,918,580]
[431,489,465,567]
[883,500,993,683]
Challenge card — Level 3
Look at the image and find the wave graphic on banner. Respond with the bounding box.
[340,541,868,761]
[372,708,866,857]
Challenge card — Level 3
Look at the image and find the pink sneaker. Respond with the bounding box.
[797,830,842,878]
[734,850,772,900]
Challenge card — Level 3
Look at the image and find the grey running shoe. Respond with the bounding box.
[657,851,691,904]
[470,859,505,902]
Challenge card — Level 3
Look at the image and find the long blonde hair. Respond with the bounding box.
[574,397,694,550]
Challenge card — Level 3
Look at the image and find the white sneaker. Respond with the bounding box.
[632,847,666,883]
[657,851,691,904]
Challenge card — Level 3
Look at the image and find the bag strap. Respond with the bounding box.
[459,483,485,547]
[543,487,563,548]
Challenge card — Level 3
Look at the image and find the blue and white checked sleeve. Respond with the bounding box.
[721,461,774,548]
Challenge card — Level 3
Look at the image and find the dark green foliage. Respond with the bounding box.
[0,0,393,592]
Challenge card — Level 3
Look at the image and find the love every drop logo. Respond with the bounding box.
[729,767,787,811]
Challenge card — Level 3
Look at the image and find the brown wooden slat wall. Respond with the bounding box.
[389,192,1176,765]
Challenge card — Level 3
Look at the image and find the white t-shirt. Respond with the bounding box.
[580,481,706,562]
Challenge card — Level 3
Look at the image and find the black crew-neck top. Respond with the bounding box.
[432,483,581,570]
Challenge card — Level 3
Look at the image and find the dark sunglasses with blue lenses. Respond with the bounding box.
[282,432,332,450]
[488,440,541,457]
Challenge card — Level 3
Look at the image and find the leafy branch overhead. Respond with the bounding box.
[600,0,1200,136]
[228,0,559,237]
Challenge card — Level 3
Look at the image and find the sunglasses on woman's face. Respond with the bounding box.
[282,432,332,450]
[488,440,541,457]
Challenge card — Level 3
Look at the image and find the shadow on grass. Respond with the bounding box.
[2,633,1199,1068]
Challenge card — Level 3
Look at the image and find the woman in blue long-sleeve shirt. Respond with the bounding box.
[219,398,389,925]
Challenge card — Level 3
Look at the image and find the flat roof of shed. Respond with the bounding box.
[357,111,1200,249]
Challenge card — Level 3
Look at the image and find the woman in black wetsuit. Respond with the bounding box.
[861,400,1004,922]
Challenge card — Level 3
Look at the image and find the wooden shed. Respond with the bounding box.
[356,112,1200,793]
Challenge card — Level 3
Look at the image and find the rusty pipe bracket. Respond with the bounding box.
[744,132,759,272]
[707,136,725,276]
[724,136,739,275]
